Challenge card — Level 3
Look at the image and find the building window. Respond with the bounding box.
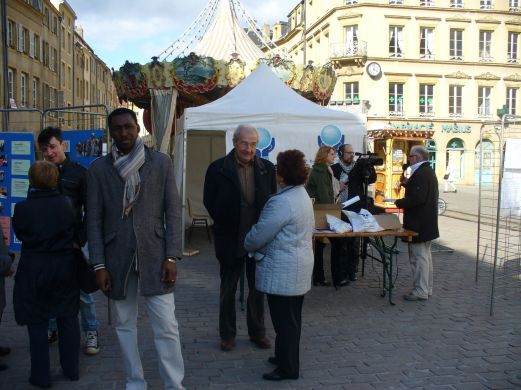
[7,68,14,101]
[389,26,403,57]
[508,32,519,63]
[419,84,434,116]
[507,88,518,115]
[20,73,27,107]
[480,0,493,9]
[478,86,492,116]
[449,85,463,116]
[7,20,15,47]
[33,78,39,109]
[61,27,65,48]
[33,34,40,60]
[420,27,434,59]
[344,25,358,56]
[450,29,463,60]
[511,0,520,11]
[344,82,359,104]
[43,7,49,27]
[389,83,404,115]
[479,30,492,61]
[450,0,464,7]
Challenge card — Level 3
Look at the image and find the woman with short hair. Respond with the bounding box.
[245,149,314,381]
[13,161,80,388]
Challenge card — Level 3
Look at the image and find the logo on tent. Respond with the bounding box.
[318,125,344,150]
[256,127,275,158]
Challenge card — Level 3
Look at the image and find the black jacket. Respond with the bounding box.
[12,189,79,325]
[331,159,376,211]
[203,150,276,265]
[395,162,439,243]
[58,157,87,246]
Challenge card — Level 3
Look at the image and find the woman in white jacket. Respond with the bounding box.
[244,149,314,381]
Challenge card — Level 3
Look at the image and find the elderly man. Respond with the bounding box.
[87,108,184,389]
[331,143,376,282]
[395,145,439,301]
[203,124,276,352]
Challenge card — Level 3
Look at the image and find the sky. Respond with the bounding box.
[66,0,298,70]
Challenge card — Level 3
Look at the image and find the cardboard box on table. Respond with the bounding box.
[313,204,342,230]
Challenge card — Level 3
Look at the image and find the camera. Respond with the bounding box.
[355,152,384,166]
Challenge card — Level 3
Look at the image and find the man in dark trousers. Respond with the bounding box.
[0,230,13,371]
[37,127,100,355]
[203,124,276,352]
[331,144,376,281]
[395,145,439,301]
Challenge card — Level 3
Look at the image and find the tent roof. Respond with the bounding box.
[194,0,263,64]
[184,64,363,129]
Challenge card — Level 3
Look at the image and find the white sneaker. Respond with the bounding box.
[84,331,100,355]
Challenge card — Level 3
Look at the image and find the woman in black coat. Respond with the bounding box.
[13,161,80,388]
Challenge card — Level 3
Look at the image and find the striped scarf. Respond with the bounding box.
[337,160,355,203]
[112,137,145,218]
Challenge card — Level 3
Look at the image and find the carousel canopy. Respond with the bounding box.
[113,0,337,111]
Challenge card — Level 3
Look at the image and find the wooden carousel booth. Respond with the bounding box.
[368,126,434,209]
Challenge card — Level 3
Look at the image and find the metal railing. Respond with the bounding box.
[329,41,367,59]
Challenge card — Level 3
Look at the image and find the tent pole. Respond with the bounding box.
[181,129,188,255]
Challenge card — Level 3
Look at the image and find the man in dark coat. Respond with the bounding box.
[38,127,100,355]
[395,145,439,301]
[0,229,13,371]
[203,124,276,352]
[331,144,376,281]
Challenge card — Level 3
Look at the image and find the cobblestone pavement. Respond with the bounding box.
[0,215,519,389]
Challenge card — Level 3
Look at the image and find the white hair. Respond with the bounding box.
[233,124,258,141]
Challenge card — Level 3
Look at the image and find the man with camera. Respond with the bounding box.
[332,144,377,281]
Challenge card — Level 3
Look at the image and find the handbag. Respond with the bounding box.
[76,249,98,294]
[443,173,449,180]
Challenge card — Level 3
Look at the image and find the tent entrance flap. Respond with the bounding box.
[185,131,226,225]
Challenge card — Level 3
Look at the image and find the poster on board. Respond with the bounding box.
[61,130,104,168]
[0,132,35,251]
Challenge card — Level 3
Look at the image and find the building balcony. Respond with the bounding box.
[389,111,405,117]
[507,56,519,63]
[329,41,367,67]
[419,111,435,118]
[479,51,493,62]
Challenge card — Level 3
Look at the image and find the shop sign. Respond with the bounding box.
[441,124,471,133]
[390,123,434,131]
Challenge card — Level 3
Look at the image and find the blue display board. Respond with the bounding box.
[0,132,35,252]
[61,129,104,168]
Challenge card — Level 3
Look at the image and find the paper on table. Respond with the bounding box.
[341,195,360,208]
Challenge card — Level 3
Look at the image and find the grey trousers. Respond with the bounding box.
[408,241,433,299]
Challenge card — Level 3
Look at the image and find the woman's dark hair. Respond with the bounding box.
[29,161,59,190]
[276,149,308,186]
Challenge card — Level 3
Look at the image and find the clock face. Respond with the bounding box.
[367,62,381,77]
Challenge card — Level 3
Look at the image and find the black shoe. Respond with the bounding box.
[268,356,278,365]
[0,363,8,371]
[313,280,331,287]
[337,279,350,287]
[29,378,52,388]
[348,274,358,282]
[0,346,10,356]
[262,368,299,381]
[47,330,58,344]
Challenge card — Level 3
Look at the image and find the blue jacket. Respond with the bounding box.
[244,185,314,296]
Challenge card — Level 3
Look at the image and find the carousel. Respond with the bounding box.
[112,0,338,151]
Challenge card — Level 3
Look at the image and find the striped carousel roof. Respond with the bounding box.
[194,0,263,64]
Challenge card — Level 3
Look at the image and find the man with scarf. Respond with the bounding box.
[331,144,376,281]
[87,108,184,389]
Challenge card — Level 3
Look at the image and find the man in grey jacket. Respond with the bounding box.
[87,108,184,389]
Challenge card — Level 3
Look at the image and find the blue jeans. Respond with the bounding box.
[49,290,99,332]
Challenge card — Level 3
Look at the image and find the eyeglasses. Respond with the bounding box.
[237,141,258,150]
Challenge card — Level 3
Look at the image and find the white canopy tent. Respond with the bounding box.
[174,64,366,235]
